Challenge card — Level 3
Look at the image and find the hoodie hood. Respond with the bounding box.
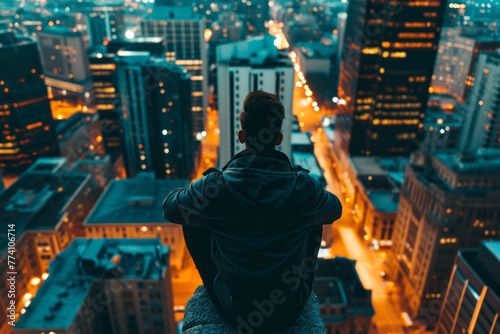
[222,149,298,213]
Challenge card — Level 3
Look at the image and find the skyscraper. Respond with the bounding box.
[116,54,194,179]
[141,6,208,135]
[216,34,294,165]
[0,32,58,173]
[437,241,500,334]
[460,51,500,152]
[37,26,93,112]
[336,0,446,156]
[89,37,167,159]
[86,2,125,46]
[431,27,500,103]
[13,238,177,334]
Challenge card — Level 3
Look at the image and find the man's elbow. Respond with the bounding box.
[333,196,343,222]
[162,192,178,222]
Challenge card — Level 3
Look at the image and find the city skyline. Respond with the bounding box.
[1,0,500,333]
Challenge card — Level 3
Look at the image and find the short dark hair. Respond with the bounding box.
[240,91,285,151]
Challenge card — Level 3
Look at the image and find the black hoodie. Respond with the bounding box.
[163,149,342,331]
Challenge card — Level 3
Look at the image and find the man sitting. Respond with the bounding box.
[163,91,342,333]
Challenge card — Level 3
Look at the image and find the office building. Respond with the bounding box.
[57,112,105,165]
[115,54,194,179]
[336,0,446,156]
[437,241,500,334]
[0,158,103,332]
[13,238,176,334]
[431,27,500,103]
[348,157,406,245]
[84,173,189,270]
[460,51,500,152]
[37,26,94,112]
[141,6,208,134]
[86,2,125,46]
[314,258,375,334]
[89,37,167,159]
[217,34,294,164]
[0,32,58,173]
[235,0,270,36]
[388,148,500,323]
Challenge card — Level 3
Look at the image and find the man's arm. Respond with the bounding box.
[162,177,207,226]
[311,178,342,225]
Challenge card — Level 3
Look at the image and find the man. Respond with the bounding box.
[163,91,342,333]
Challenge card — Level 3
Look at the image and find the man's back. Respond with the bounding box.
[163,149,342,332]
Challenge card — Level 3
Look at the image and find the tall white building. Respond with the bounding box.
[216,34,294,165]
[141,6,208,134]
[460,51,500,153]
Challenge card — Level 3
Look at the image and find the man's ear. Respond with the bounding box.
[276,132,283,146]
[238,130,246,144]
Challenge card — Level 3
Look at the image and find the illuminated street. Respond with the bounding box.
[294,73,407,334]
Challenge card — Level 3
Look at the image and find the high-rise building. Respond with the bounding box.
[115,54,194,179]
[314,258,375,334]
[89,37,167,159]
[0,158,103,332]
[84,172,189,270]
[216,34,294,165]
[460,51,500,152]
[437,241,500,334]
[141,6,208,134]
[56,112,105,164]
[86,2,125,46]
[13,238,177,334]
[37,26,94,111]
[431,27,500,103]
[336,0,446,156]
[0,32,58,173]
[388,148,500,324]
[235,0,270,36]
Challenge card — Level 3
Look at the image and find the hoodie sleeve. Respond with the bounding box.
[162,177,207,226]
[311,177,342,225]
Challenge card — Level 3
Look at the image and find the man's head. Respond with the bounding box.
[239,91,285,152]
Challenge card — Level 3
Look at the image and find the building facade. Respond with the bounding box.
[336,0,446,156]
[116,54,194,179]
[389,149,500,324]
[460,51,500,152]
[141,6,208,134]
[0,158,103,332]
[437,241,500,334]
[216,34,294,165]
[13,238,177,334]
[431,27,500,103]
[0,32,58,173]
[37,26,94,110]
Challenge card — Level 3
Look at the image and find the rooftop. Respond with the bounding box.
[146,6,201,21]
[313,257,375,322]
[217,34,292,68]
[296,42,336,59]
[85,172,189,225]
[38,25,83,37]
[15,238,170,330]
[435,148,500,176]
[0,159,89,256]
[367,191,399,213]
[350,156,408,176]
[460,241,500,299]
